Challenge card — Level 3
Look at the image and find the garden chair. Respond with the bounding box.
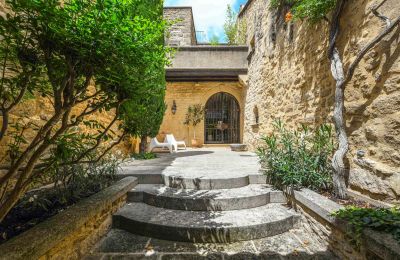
[149,137,177,153]
[164,134,186,150]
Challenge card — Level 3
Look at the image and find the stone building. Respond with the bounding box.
[162,2,400,204]
[161,7,249,146]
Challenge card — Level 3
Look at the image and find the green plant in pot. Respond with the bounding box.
[184,104,205,147]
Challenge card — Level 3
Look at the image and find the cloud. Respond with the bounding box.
[164,0,242,43]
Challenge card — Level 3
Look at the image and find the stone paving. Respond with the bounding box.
[89,228,338,259]
[87,148,339,259]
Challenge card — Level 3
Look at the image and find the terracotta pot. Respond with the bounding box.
[191,139,200,147]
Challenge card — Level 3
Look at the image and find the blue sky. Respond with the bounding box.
[164,0,248,43]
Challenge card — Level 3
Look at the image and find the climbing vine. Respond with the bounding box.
[270,0,400,199]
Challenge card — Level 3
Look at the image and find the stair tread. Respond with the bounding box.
[132,184,272,199]
[115,202,296,228]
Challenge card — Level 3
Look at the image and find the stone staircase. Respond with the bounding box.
[111,174,300,244]
[89,149,340,259]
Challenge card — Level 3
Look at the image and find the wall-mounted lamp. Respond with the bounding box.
[171,100,177,115]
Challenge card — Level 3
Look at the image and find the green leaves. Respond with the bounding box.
[184,104,205,127]
[224,5,237,45]
[270,0,337,23]
[333,206,400,248]
[257,120,335,192]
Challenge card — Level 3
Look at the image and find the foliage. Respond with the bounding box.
[0,157,119,243]
[209,35,220,46]
[236,20,248,45]
[333,206,400,248]
[257,120,335,193]
[121,86,166,139]
[184,104,205,139]
[0,0,170,222]
[270,0,337,22]
[132,152,157,160]
[223,5,238,45]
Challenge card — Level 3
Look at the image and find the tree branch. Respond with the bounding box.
[370,0,391,27]
[343,16,400,87]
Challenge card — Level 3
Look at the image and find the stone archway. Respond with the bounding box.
[204,92,240,144]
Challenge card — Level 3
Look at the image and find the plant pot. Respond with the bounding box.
[191,139,201,148]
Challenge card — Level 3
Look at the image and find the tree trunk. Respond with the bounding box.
[140,135,147,154]
[328,0,348,199]
[330,49,349,199]
[0,109,8,142]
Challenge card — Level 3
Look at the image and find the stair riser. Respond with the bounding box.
[141,192,270,211]
[116,173,163,184]
[112,215,300,243]
[127,190,287,211]
[163,176,250,190]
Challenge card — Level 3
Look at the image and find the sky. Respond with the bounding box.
[164,0,248,43]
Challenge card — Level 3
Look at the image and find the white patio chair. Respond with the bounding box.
[164,134,186,150]
[149,137,176,153]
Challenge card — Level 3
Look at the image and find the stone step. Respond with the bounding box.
[128,184,286,211]
[117,166,164,184]
[112,203,300,243]
[163,174,249,190]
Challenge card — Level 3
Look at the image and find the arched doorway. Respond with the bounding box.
[204,92,240,144]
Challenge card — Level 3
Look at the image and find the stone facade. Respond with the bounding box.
[238,0,400,203]
[163,7,197,46]
[159,81,245,146]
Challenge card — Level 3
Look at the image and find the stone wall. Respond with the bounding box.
[239,0,400,203]
[159,81,245,146]
[164,7,196,47]
[0,177,138,260]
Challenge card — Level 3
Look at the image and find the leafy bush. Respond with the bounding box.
[270,0,337,23]
[333,206,400,248]
[257,120,335,193]
[0,157,119,243]
[132,152,157,160]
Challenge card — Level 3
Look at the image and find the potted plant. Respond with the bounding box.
[184,104,205,147]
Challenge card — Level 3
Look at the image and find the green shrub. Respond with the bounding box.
[257,120,335,193]
[270,0,337,23]
[132,152,157,160]
[333,206,400,248]
[0,158,119,243]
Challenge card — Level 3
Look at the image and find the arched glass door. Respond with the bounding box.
[205,92,240,144]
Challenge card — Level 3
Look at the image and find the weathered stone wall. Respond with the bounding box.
[159,82,245,146]
[239,0,400,203]
[164,7,196,47]
[0,177,138,260]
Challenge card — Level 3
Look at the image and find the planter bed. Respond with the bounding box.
[0,177,138,260]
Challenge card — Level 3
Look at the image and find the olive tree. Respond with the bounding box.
[0,0,169,221]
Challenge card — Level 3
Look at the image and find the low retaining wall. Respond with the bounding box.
[0,177,138,260]
[294,189,400,260]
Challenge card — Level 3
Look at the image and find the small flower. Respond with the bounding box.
[285,11,293,23]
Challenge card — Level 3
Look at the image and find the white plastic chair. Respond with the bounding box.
[149,137,176,153]
[164,134,186,150]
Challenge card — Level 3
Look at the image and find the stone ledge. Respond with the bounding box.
[294,189,400,260]
[0,177,138,260]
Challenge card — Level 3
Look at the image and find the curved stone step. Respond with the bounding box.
[128,184,285,211]
[112,203,300,243]
[163,174,251,190]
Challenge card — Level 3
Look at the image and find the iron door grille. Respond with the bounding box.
[205,92,240,144]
